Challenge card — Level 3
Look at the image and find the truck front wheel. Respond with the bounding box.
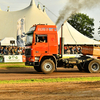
[88,60,100,73]
[34,66,42,72]
[41,59,55,74]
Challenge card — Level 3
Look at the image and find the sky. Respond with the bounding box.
[0,0,100,40]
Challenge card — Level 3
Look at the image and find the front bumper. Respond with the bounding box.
[25,61,40,66]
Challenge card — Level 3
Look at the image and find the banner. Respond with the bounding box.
[0,56,4,62]
[4,55,22,62]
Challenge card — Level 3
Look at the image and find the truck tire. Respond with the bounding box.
[77,62,89,72]
[77,64,84,72]
[34,66,42,72]
[88,60,100,73]
[41,59,55,74]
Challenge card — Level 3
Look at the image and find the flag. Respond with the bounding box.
[17,17,26,47]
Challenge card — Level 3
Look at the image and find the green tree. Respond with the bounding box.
[98,21,100,34]
[67,13,94,38]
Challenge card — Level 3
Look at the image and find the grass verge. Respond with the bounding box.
[0,77,100,84]
[0,62,31,68]
[0,62,25,64]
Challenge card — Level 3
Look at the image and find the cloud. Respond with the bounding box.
[0,0,31,11]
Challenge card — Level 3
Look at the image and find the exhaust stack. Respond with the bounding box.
[61,24,64,58]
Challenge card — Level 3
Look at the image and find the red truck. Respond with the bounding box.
[25,24,100,74]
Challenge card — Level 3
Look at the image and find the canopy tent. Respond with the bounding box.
[58,21,100,45]
[0,37,17,46]
[0,0,54,40]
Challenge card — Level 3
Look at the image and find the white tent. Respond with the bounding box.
[0,0,54,40]
[0,37,17,46]
[58,21,100,45]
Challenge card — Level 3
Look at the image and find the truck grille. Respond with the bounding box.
[25,49,31,56]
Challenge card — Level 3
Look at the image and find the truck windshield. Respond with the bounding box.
[25,32,33,46]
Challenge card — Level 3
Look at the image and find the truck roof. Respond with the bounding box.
[26,24,57,35]
[35,24,57,33]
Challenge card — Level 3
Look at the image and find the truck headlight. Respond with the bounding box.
[35,57,40,62]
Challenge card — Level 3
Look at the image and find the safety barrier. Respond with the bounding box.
[0,55,26,63]
[0,56,4,62]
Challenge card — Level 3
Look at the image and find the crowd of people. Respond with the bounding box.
[0,46,25,55]
[64,46,82,54]
[0,45,82,55]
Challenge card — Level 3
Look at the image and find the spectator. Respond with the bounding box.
[72,47,75,54]
[78,46,82,54]
[18,47,22,55]
[4,47,8,55]
[11,46,15,55]
[64,46,67,54]
[11,49,15,55]
[0,51,4,55]
[69,46,73,54]
[22,47,25,55]
[0,47,1,54]
[1,47,4,54]
[74,46,77,54]
[14,48,18,55]
[8,47,11,55]
[67,48,70,54]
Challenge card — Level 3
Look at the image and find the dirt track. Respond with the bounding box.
[0,67,100,100]
[0,82,100,100]
[0,67,100,80]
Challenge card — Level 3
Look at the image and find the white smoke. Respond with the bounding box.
[56,0,100,25]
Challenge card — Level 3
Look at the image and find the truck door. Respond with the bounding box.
[34,34,48,56]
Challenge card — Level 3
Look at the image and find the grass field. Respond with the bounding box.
[0,77,100,84]
[0,62,31,68]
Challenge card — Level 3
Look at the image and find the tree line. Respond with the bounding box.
[67,13,100,40]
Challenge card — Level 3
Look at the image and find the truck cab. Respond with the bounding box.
[25,24,58,73]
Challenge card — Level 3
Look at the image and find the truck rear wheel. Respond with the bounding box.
[34,66,42,72]
[41,59,55,74]
[77,64,84,72]
[88,60,100,73]
[77,62,89,72]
